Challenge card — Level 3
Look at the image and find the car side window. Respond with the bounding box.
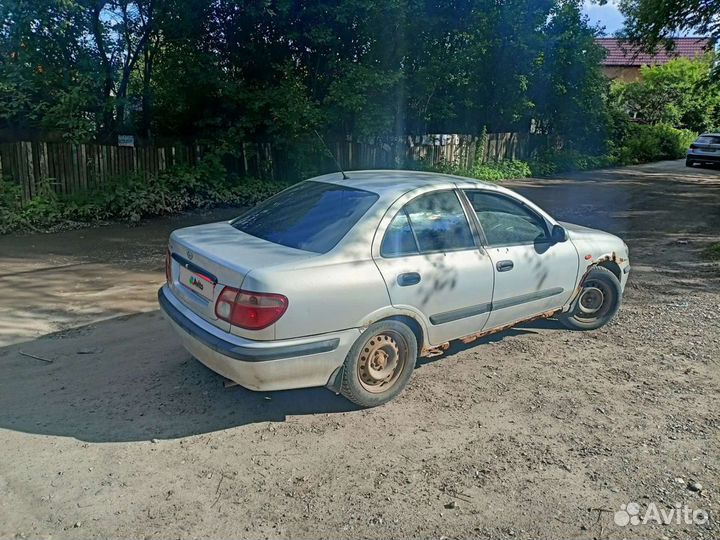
[381,210,419,257]
[381,191,475,257]
[464,190,549,246]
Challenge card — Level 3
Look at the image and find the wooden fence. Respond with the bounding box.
[0,132,543,202]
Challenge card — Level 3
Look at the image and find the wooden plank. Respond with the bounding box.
[116,146,123,176]
[52,144,62,195]
[94,145,100,185]
[47,144,55,191]
[89,145,97,187]
[24,142,36,198]
[78,144,87,190]
[57,143,67,195]
[53,144,62,193]
[69,143,79,195]
[16,143,29,202]
[38,142,50,194]
[93,145,100,186]
[110,146,117,177]
[100,145,107,184]
[30,142,40,196]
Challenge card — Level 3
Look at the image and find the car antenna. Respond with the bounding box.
[313,128,348,180]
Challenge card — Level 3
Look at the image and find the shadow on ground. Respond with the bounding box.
[0,309,570,444]
[0,311,359,443]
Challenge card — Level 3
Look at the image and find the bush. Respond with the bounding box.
[429,159,532,182]
[529,149,614,176]
[0,158,288,234]
[612,123,696,165]
[527,123,696,176]
[702,243,720,261]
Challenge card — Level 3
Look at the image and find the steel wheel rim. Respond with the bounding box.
[578,286,604,314]
[357,331,407,393]
[575,279,613,320]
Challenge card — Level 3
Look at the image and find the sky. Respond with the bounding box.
[583,0,625,35]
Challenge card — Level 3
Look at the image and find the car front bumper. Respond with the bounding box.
[158,285,359,391]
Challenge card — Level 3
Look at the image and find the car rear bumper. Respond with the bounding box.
[158,285,359,391]
[688,152,720,163]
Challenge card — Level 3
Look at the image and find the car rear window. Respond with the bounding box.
[696,136,720,144]
[231,181,379,253]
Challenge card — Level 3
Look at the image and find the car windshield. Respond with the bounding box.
[696,136,720,144]
[231,181,378,253]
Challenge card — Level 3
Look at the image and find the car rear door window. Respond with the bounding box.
[381,191,475,256]
[381,210,419,257]
[232,181,378,253]
[464,190,549,246]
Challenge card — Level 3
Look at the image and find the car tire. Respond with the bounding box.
[686,158,695,167]
[559,266,622,331]
[339,320,417,407]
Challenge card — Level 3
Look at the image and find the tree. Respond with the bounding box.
[1,0,620,153]
[614,0,718,52]
[611,56,720,132]
[530,1,610,152]
[0,0,99,140]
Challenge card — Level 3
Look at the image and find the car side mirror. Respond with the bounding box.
[551,224,567,243]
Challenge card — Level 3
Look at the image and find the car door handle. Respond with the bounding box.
[397,272,421,286]
[496,260,514,272]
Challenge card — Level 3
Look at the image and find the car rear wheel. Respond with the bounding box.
[559,266,622,331]
[340,320,417,407]
[686,158,695,167]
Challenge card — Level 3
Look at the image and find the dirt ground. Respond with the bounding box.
[0,160,718,540]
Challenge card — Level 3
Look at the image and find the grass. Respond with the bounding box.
[701,243,720,261]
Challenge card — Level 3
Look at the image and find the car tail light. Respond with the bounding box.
[215,287,288,330]
[165,249,172,282]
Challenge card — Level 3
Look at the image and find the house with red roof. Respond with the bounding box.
[596,37,712,82]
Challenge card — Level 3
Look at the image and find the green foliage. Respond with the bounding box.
[612,123,696,165]
[530,2,611,153]
[527,123,695,175]
[618,0,718,56]
[0,179,25,233]
[1,0,611,149]
[702,243,720,261]
[611,57,720,133]
[0,160,287,234]
[529,150,615,176]
[429,159,532,182]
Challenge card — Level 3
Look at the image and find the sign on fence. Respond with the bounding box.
[117,135,135,147]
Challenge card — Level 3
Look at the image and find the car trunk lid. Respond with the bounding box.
[168,221,315,331]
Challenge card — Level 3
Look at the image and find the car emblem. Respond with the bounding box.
[186,250,193,260]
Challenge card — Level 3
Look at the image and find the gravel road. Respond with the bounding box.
[0,160,718,539]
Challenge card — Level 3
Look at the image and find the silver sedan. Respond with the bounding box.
[159,170,630,406]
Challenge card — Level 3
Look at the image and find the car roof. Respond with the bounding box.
[309,169,498,197]
[699,133,720,137]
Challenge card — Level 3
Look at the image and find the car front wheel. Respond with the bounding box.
[560,266,622,331]
[686,158,695,167]
[340,320,417,407]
